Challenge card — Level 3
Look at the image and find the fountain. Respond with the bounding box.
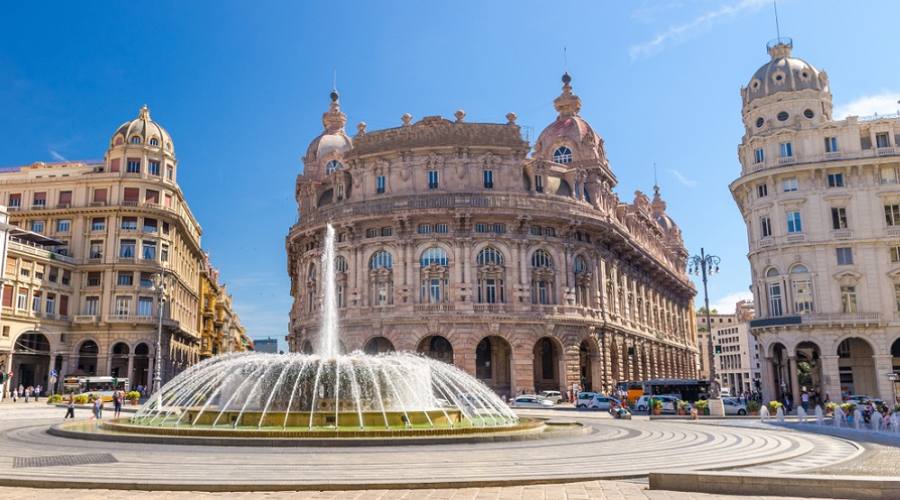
[853,408,863,430]
[112,224,525,439]
[797,406,807,424]
[872,410,883,432]
[775,406,785,423]
[892,413,900,434]
[833,406,844,428]
[759,405,769,422]
[814,405,824,425]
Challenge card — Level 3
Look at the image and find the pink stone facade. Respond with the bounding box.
[287,77,699,397]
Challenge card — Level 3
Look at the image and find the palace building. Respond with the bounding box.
[0,106,247,394]
[731,39,900,403]
[287,75,699,397]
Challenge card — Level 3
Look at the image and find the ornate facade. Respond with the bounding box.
[0,106,234,393]
[199,254,251,359]
[731,39,900,403]
[287,76,699,397]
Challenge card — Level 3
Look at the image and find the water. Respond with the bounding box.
[833,406,844,428]
[775,406,784,423]
[814,405,824,425]
[796,406,806,423]
[134,223,517,430]
[872,411,883,432]
[853,408,863,430]
[759,405,769,421]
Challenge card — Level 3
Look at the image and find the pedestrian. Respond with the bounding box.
[801,391,809,411]
[113,390,123,418]
[91,397,100,420]
[17,384,23,399]
[23,386,29,403]
[11,388,16,403]
[97,397,104,419]
[64,394,75,419]
[34,385,41,402]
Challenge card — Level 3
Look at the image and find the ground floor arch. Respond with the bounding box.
[794,341,822,405]
[109,342,130,379]
[131,343,151,389]
[532,337,561,393]
[579,338,600,393]
[475,336,512,397]
[11,332,51,390]
[837,337,876,398]
[417,335,453,364]
[364,336,395,355]
[76,340,99,375]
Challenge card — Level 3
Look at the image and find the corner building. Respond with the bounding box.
[287,76,699,396]
[731,40,900,403]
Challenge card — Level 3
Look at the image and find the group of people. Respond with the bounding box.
[779,389,831,413]
[9,384,42,402]
[62,390,127,420]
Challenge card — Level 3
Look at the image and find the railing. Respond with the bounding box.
[778,157,796,165]
[751,312,880,328]
[8,238,76,264]
[74,315,98,323]
[745,147,900,174]
[107,314,156,323]
[472,304,512,313]
[876,146,895,156]
[832,229,852,240]
[824,151,842,160]
[413,304,456,313]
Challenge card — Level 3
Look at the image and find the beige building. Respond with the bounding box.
[287,75,699,397]
[0,105,221,393]
[695,309,739,379]
[711,301,760,395]
[199,254,251,359]
[731,39,900,403]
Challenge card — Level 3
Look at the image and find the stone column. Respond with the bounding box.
[874,354,895,402]
[563,343,580,395]
[760,356,775,402]
[126,355,134,386]
[819,354,841,402]
[601,332,613,392]
[788,356,801,406]
[513,347,535,396]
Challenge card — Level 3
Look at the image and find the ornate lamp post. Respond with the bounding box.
[688,248,721,400]
[151,268,171,399]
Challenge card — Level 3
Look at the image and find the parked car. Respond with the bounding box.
[576,392,600,409]
[510,395,556,409]
[722,397,748,415]
[635,394,680,412]
[539,390,562,404]
[583,395,621,411]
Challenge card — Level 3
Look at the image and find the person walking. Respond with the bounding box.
[23,386,30,403]
[113,391,123,418]
[801,390,810,411]
[91,397,100,420]
[64,394,75,419]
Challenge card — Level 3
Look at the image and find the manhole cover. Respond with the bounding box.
[13,453,117,468]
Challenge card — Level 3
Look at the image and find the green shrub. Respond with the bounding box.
[73,394,90,404]
[649,398,663,409]
[746,400,761,413]
[694,399,709,415]
[825,401,838,413]
[894,404,900,413]
[126,391,141,401]
[840,402,856,413]
[46,394,63,404]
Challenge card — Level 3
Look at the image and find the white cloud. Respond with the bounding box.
[834,91,900,119]
[668,168,697,188]
[629,0,769,59]
[708,291,753,314]
[48,149,67,162]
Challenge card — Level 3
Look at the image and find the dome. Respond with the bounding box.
[745,40,829,104]
[651,186,678,232]
[305,90,352,163]
[534,73,602,162]
[111,105,174,152]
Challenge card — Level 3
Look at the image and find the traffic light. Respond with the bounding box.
[714,345,722,354]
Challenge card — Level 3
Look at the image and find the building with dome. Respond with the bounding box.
[731,39,900,404]
[287,76,699,397]
[0,106,247,395]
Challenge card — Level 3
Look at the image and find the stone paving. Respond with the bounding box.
[0,481,832,499]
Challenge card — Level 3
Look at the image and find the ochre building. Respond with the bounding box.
[199,255,252,359]
[287,75,699,397]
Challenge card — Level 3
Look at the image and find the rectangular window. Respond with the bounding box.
[148,160,160,176]
[836,247,853,265]
[882,166,899,184]
[434,223,449,233]
[760,216,772,238]
[831,207,848,229]
[126,159,141,173]
[160,243,169,262]
[16,289,27,310]
[137,297,153,317]
[483,170,494,189]
[365,228,378,238]
[1,285,11,308]
[121,217,138,230]
[123,187,140,205]
[117,271,133,286]
[891,246,900,263]
[786,211,802,233]
[840,286,857,313]
[84,296,99,316]
[57,190,72,207]
[119,239,136,258]
[782,177,798,192]
[89,240,103,259]
[166,165,174,180]
[417,224,432,234]
[535,175,543,193]
[427,170,439,189]
[55,219,70,233]
[32,192,46,207]
[92,188,107,205]
[140,272,154,288]
[8,193,21,208]
[756,183,768,198]
[87,272,102,287]
[754,148,764,164]
[162,222,170,235]
[91,218,105,231]
[374,175,386,194]
[32,292,41,313]
[62,270,70,286]
[885,204,900,226]
[475,223,488,233]
[825,136,839,153]
[380,227,392,237]
[145,190,159,205]
[529,225,542,236]
[143,218,158,233]
[45,294,55,315]
[30,220,44,233]
[876,132,890,148]
[110,158,120,172]
[142,241,157,260]
[779,142,793,158]
[115,296,131,316]
[895,284,900,312]
[59,295,68,316]
[827,172,844,187]
[492,223,506,234]
[768,283,783,317]
[543,227,556,237]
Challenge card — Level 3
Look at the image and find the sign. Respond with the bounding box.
[49,369,58,378]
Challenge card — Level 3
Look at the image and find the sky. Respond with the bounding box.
[2,1,900,348]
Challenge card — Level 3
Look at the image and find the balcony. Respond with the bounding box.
[413,304,456,313]
[778,156,796,165]
[876,146,895,156]
[107,314,156,323]
[750,312,880,329]
[824,151,843,160]
[832,229,852,240]
[472,304,512,314]
[74,315,98,323]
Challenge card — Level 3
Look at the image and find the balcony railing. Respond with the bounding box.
[107,314,156,323]
[876,146,895,156]
[74,314,98,323]
[413,304,456,313]
[751,312,880,328]
[746,146,900,174]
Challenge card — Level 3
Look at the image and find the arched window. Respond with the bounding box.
[476,247,505,304]
[531,249,555,305]
[368,250,393,306]
[574,255,587,274]
[419,247,449,303]
[552,146,573,164]
[130,136,142,144]
[335,255,348,272]
[149,137,159,146]
[790,264,813,314]
[326,160,343,174]
[764,267,783,317]
[573,255,590,307]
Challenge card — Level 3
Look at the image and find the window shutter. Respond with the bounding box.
[145,190,159,204]
[58,191,72,206]
[93,188,108,203]
[60,295,69,316]
[123,188,140,203]
[110,158,120,172]
[1,285,12,307]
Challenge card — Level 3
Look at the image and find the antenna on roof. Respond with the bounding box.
[332,69,337,92]
[773,0,782,41]
[653,162,660,194]
[563,46,568,73]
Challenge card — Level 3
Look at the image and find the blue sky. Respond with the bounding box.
[2,1,900,348]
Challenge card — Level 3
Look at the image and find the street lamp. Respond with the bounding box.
[688,248,721,400]
[151,268,170,400]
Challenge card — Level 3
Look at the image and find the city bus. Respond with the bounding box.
[616,379,710,403]
[62,376,130,402]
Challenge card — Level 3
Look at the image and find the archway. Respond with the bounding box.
[76,340,99,375]
[532,337,560,393]
[300,340,314,354]
[417,335,453,364]
[110,342,130,379]
[131,343,150,389]
[837,337,876,398]
[795,341,822,406]
[475,336,512,397]
[770,342,790,401]
[12,332,51,389]
[364,337,395,355]
[579,338,598,393]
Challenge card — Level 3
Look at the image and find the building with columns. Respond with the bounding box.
[695,308,740,379]
[0,106,237,394]
[731,39,900,404]
[711,300,760,395]
[287,75,699,397]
